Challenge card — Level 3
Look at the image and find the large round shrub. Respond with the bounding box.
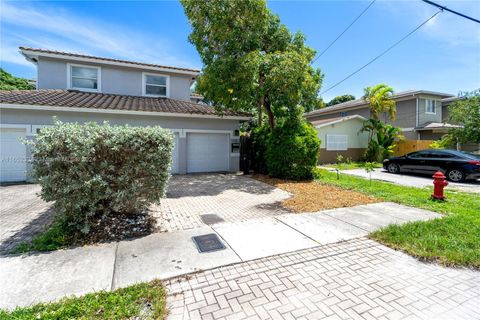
[31,120,173,235]
[250,125,270,174]
[266,119,320,180]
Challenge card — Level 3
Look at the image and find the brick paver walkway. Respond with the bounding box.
[165,238,479,320]
[152,174,291,232]
[0,174,290,253]
[0,184,53,254]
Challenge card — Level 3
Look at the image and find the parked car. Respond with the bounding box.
[383,149,480,182]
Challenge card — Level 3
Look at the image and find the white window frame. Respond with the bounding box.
[142,72,170,98]
[425,99,436,114]
[326,134,348,151]
[67,63,101,92]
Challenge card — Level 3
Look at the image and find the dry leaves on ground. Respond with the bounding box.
[252,174,379,213]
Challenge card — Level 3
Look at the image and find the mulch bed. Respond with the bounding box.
[252,174,379,212]
[79,211,157,245]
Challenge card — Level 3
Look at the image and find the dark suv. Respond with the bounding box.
[383,149,480,182]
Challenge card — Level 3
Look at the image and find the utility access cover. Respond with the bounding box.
[200,214,225,225]
[192,233,226,253]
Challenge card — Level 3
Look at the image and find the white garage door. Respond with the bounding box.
[0,128,27,182]
[187,133,229,173]
[171,133,179,174]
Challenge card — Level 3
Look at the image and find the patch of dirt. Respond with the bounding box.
[252,174,379,212]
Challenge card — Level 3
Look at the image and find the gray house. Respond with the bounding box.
[304,90,464,163]
[305,90,456,141]
[0,47,250,183]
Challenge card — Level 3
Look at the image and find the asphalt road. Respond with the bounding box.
[340,168,480,193]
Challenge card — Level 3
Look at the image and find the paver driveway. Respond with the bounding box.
[0,174,291,254]
[166,238,480,320]
[0,184,53,254]
[152,174,292,232]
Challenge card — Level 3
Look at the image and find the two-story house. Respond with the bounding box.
[0,47,250,183]
[304,90,458,163]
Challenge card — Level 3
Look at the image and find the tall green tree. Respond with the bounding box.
[326,94,355,107]
[361,84,401,161]
[181,0,323,128]
[447,93,480,143]
[0,68,35,90]
[363,84,396,121]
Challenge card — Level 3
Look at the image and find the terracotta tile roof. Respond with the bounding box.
[20,47,200,74]
[0,90,250,118]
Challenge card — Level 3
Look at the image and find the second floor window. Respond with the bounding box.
[425,99,436,114]
[143,74,168,97]
[69,65,100,91]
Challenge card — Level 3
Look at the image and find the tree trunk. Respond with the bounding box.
[264,97,275,129]
[257,96,263,125]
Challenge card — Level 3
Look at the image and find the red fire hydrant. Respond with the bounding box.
[432,171,448,200]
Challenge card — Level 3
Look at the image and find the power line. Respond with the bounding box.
[320,10,442,96]
[312,0,376,63]
[422,0,480,24]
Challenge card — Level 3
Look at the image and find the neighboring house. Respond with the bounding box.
[312,115,369,164]
[0,47,250,183]
[305,90,455,141]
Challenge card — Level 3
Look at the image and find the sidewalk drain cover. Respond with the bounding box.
[192,234,226,253]
[200,214,225,225]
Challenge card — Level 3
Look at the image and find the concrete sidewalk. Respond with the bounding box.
[0,202,441,310]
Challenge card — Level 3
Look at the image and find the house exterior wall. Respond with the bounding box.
[417,96,442,126]
[315,118,369,164]
[389,99,416,128]
[0,108,241,176]
[442,104,449,122]
[37,57,193,101]
[306,96,448,142]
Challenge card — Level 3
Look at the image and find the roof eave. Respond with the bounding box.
[0,103,251,121]
[314,115,367,128]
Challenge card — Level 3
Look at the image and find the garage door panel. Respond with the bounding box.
[0,128,27,182]
[187,133,229,173]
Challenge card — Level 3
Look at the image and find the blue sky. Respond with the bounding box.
[1,0,479,101]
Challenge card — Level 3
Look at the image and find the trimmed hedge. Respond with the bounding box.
[265,118,320,180]
[30,120,173,235]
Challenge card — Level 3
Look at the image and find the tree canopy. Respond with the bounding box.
[326,94,355,107]
[0,68,35,90]
[181,0,323,128]
[363,84,396,121]
[448,93,480,143]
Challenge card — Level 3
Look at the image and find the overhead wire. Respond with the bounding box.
[320,9,443,96]
[312,0,376,63]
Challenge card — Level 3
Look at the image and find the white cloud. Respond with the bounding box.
[378,0,480,47]
[0,2,198,69]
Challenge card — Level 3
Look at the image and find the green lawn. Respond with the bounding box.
[314,168,480,268]
[322,162,383,170]
[0,281,167,320]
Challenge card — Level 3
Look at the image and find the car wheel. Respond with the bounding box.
[446,169,465,182]
[387,163,400,174]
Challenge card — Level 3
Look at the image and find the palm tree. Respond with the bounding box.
[363,84,396,121]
